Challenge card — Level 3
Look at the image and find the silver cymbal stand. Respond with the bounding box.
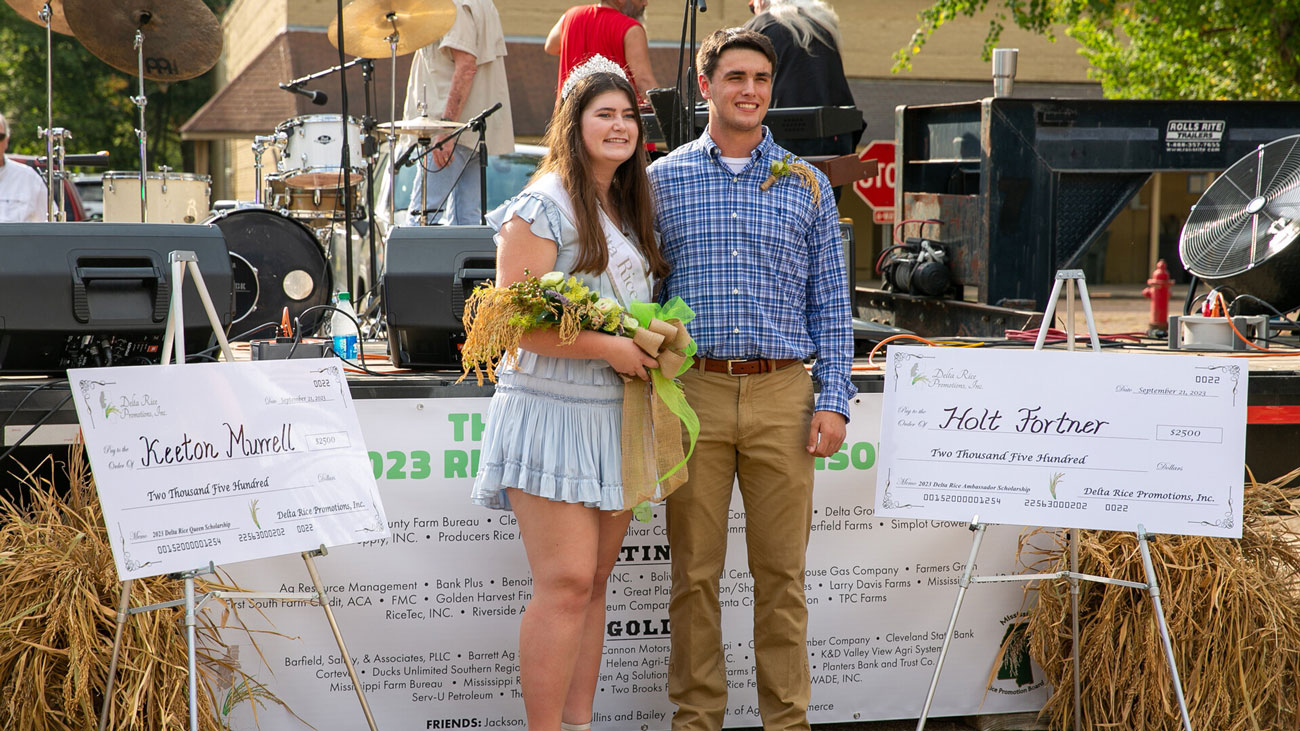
[38,2,56,221]
[385,13,401,221]
[132,29,149,221]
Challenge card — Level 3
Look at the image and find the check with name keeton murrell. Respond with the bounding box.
[875,347,1246,537]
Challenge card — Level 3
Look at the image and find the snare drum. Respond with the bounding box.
[266,173,363,221]
[275,114,365,189]
[103,171,212,223]
[204,207,333,336]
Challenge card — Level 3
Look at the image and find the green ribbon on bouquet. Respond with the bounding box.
[621,297,700,522]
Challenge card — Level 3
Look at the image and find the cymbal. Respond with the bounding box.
[5,0,74,35]
[376,117,460,136]
[328,0,456,59]
[62,0,222,81]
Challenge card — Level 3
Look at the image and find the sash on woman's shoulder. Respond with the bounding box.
[523,173,651,306]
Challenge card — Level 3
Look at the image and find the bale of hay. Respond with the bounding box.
[1019,468,1300,731]
[0,446,293,730]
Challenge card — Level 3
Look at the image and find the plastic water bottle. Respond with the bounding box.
[331,291,359,359]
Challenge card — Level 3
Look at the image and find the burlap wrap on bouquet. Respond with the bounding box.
[619,299,699,512]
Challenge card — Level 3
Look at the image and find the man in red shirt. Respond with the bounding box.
[545,0,659,102]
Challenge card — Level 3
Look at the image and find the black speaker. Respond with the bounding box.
[0,222,234,373]
[383,225,497,369]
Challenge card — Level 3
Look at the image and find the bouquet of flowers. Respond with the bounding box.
[458,271,699,513]
[458,270,633,383]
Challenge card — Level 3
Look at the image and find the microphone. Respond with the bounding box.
[280,83,329,105]
[466,102,502,130]
[698,0,707,11]
[394,143,417,170]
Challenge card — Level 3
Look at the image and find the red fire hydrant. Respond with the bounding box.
[1142,259,1172,335]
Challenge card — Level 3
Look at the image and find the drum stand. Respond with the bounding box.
[37,126,72,222]
[250,132,286,207]
[131,29,150,221]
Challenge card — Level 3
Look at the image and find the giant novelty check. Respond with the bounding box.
[69,359,389,580]
[875,347,1246,537]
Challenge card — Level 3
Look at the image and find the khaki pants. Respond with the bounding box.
[667,363,815,731]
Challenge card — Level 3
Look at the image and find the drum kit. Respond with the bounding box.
[7,0,468,341]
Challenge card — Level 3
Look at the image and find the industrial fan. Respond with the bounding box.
[1180,134,1300,314]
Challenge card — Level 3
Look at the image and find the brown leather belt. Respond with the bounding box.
[695,357,802,376]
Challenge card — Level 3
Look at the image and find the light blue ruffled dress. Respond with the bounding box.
[470,190,651,512]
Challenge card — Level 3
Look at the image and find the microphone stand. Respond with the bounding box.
[358,58,379,314]
[410,128,466,225]
[407,103,501,225]
[671,0,705,150]
[336,0,355,305]
[283,56,369,90]
[471,112,491,226]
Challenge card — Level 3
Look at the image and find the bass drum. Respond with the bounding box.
[206,208,333,338]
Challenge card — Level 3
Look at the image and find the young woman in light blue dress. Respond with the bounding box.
[469,62,670,731]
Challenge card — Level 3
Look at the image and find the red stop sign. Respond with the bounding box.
[853,140,896,224]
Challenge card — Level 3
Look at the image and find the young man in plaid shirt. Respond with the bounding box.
[648,26,855,731]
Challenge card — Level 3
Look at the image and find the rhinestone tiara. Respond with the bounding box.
[560,54,629,101]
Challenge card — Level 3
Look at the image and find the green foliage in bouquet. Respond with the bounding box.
[459,270,637,385]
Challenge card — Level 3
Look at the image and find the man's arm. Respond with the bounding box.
[622,24,659,100]
[803,172,856,456]
[433,47,479,167]
[441,48,478,122]
[543,15,564,56]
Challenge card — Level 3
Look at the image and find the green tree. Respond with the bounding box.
[895,0,1300,100]
[0,1,228,170]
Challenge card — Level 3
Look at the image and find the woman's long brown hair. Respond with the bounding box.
[535,72,670,279]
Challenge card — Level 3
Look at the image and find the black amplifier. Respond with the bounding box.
[0,222,233,373]
[383,225,497,370]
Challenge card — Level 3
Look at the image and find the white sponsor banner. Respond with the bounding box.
[876,347,1246,537]
[68,360,388,580]
[212,395,1048,730]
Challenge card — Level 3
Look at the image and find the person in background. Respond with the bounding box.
[649,27,854,731]
[0,113,51,223]
[470,58,669,731]
[744,0,859,159]
[545,0,660,103]
[402,0,515,224]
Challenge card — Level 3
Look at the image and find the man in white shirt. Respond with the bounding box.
[402,0,515,225]
[0,113,51,223]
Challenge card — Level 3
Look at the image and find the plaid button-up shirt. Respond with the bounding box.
[649,127,856,418]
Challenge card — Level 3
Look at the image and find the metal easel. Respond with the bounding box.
[96,251,380,731]
[914,270,1193,731]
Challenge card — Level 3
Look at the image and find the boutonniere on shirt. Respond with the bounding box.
[759,153,821,206]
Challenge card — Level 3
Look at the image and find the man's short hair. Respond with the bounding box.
[696,27,777,81]
[0,112,8,135]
